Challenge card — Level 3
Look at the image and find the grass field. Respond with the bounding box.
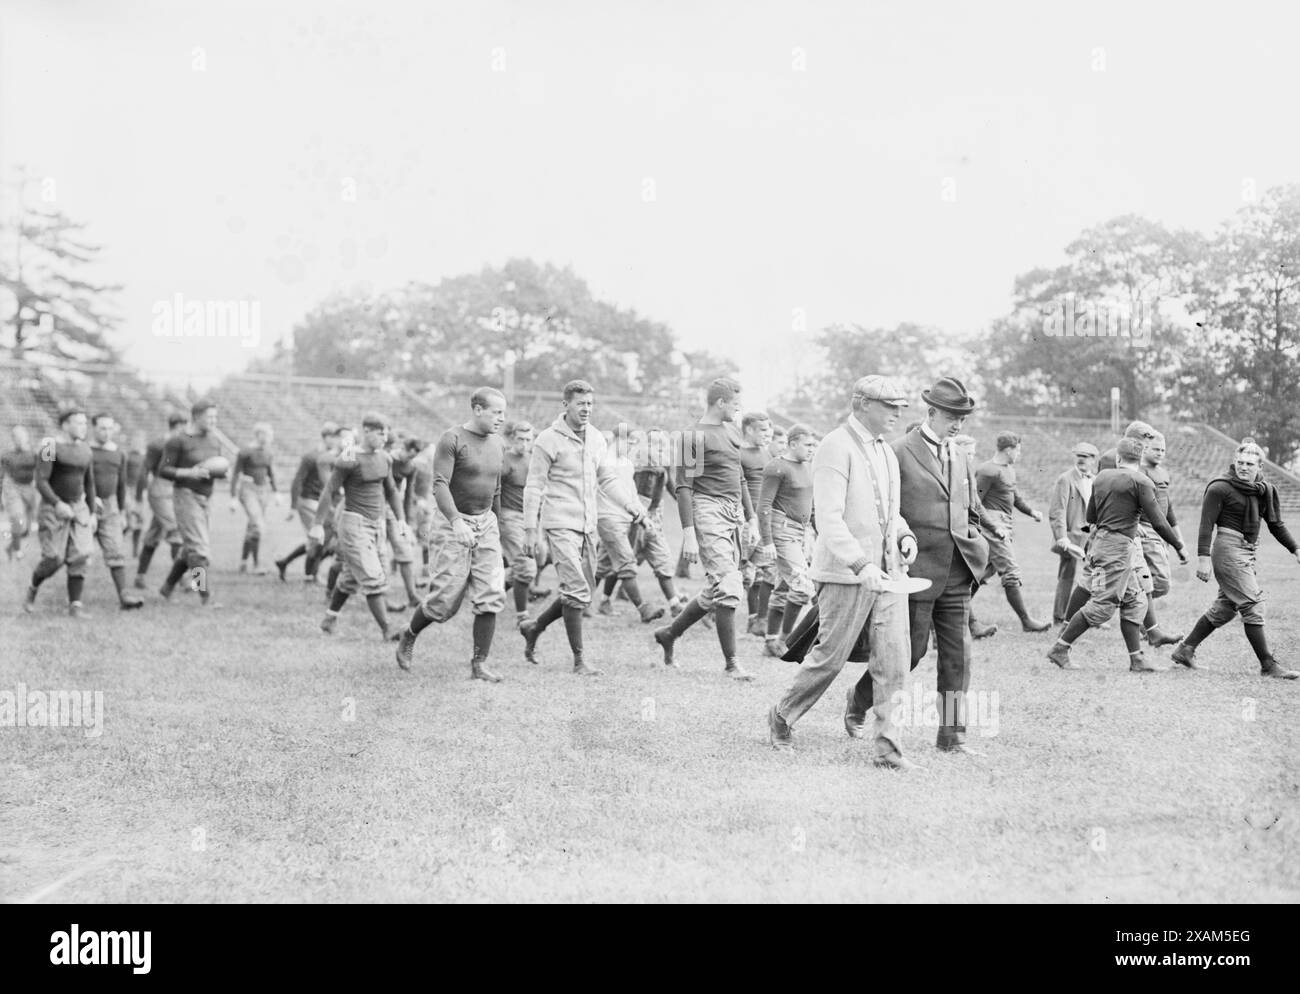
[2,505,1298,903]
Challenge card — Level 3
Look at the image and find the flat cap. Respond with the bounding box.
[853,375,909,406]
[1072,441,1099,457]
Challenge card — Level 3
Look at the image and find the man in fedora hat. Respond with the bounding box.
[767,375,918,769]
[850,376,1003,755]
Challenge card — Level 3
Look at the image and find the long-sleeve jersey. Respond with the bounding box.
[1,449,38,486]
[757,457,813,542]
[160,430,226,496]
[501,450,529,513]
[1086,468,1181,547]
[1140,463,1178,529]
[1197,479,1297,556]
[231,445,276,494]
[291,450,326,505]
[740,446,769,511]
[91,445,127,508]
[318,449,400,523]
[676,421,754,526]
[432,426,503,522]
[138,437,169,500]
[35,439,96,506]
[634,466,668,514]
[975,461,1035,517]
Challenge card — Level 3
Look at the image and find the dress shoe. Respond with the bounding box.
[1129,653,1159,673]
[638,603,665,624]
[395,629,416,670]
[471,658,504,682]
[843,687,866,739]
[873,751,924,771]
[768,706,793,751]
[1046,643,1080,670]
[725,659,754,682]
[1145,627,1182,648]
[1261,658,1300,680]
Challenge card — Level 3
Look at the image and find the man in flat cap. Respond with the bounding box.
[768,375,918,769]
[1047,437,1187,672]
[1048,441,1098,624]
[1098,421,1155,471]
[853,376,1002,755]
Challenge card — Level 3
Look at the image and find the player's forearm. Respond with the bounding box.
[1140,491,1181,548]
[675,486,695,529]
[1266,517,1298,554]
[1197,493,1222,557]
[431,481,460,523]
[1014,494,1035,517]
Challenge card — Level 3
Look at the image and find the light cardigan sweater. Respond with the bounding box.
[808,416,913,583]
[523,416,640,534]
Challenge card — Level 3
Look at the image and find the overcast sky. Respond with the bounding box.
[2,0,1297,402]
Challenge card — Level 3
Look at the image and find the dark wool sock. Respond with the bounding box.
[757,581,773,618]
[1143,602,1156,630]
[1244,623,1272,663]
[513,579,529,613]
[164,556,189,589]
[715,606,738,660]
[138,543,157,574]
[621,577,643,608]
[1064,585,1090,621]
[766,603,784,637]
[602,574,618,596]
[67,575,85,603]
[169,542,181,561]
[668,596,708,637]
[32,558,61,586]
[1120,618,1143,654]
[110,565,128,595]
[251,536,261,567]
[746,583,760,616]
[283,544,307,566]
[657,575,677,601]
[409,601,436,635]
[364,593,389,631]
[1058,611,1092,646]
[561,603,585,656]
[329,588,350,613]
[472,612,496,660]
[533,597,564,632]
[1182,614,1218,648]
[782,602,802,635]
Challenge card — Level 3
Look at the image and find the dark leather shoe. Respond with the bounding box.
[1171,643,1199,669]
[653,626,678,668]
[873,751,923,771]
[471,658,504,682]
[1261,659,1300,680]
[1047,643,1080,670]
[1129,653,1159,673]
[844,687,866,739]
[725,660,754,682]
[395,629,416,670]
[939,742,986,758]
[639,603,665,624]
[1145,627,1182,648]
[747,614,766,637]
[520,621,541,664]
[768,706,793,751]
[1021,617,1051,633]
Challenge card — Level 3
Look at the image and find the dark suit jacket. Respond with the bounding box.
[893,429,993,602]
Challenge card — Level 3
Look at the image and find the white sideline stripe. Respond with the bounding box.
[15,854,117,904]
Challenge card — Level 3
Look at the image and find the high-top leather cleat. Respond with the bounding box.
[597,599,615,616]
[395,629,416,670]
[519,620,542,664]
[873,751,924,771]
[1129,653,1159,673]
[1261,658,1300,680]
[471,657,504,682]
[119,592,144,610]
[68,601,91,619]
[747,614,766,637]
[320,613,337,635]
[639,603,665,624]
[1046,643,1080,670]
[653,627,678,668]
[969,618,998,640]
[572,654,603,677]
[724,659,754,682]
[1171,642,1199,669]
[1145,627,1183,648]
[764,637,788,658]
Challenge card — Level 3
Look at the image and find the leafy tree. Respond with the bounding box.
[0,173,122,362]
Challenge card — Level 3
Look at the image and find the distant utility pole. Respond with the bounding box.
[503,349,517,404]
[1110,387,1120,435]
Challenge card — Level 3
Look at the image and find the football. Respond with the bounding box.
[200,455,231,476]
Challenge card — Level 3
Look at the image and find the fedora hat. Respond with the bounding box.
[921,376,976,415]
